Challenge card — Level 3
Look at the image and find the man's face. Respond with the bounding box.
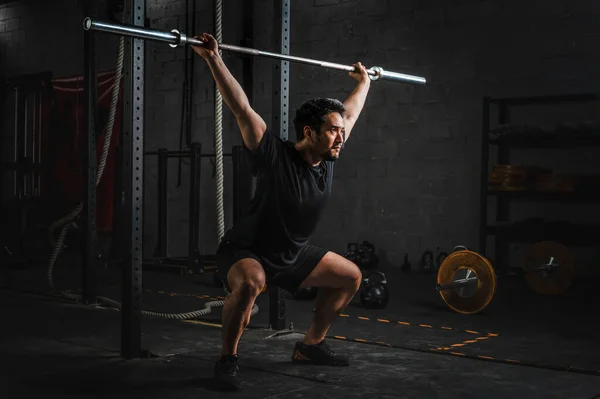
[312,112,345,161]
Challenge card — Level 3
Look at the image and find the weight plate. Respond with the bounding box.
[437,250,497,315]
[523,241,574,295]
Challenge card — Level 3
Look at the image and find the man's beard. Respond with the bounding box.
[323,148,340,161]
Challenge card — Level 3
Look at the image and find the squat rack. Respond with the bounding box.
[83,0,291,359]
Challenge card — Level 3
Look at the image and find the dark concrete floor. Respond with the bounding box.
[1,256,599,398]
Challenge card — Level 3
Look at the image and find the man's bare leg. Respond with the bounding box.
[214,258,265,389]
[292,252,362,366]
[303,285,358,345]
[221,258,266,355]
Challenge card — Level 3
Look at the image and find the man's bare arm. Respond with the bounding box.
[342,62,371,140]
[193,33,266,150]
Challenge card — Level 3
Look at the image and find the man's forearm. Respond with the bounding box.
[204,53,251,118]
[343,80,371,121]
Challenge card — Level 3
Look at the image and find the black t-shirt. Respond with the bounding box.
[223,131,334,271]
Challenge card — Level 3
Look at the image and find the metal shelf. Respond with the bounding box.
[489,135,600,149]
[485,223,600,246]
[479,93,600,272]
[487,190,600,203]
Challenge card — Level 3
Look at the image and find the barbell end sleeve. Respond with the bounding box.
[382,69,427,85]
[83,17,180,46]
[83,17,92,31]
[368,66,426,85]
[171,30,206,47]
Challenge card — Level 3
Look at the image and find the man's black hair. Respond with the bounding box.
[293,97,346,141]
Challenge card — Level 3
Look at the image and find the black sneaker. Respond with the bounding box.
[291,340,349,366]
[213,354,241,390]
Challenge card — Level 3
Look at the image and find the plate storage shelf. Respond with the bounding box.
[478,93,600,274]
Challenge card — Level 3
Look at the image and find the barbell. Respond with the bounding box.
[82,17,426,85]
[436,241,575,314]
[523,241,575,295]
[436,249,497,315]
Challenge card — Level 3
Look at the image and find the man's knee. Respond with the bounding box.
[333,256,362,292]
[228,260,266,301]
[347,263,362,292]
[237,276,266,299]
[301,251,365,290]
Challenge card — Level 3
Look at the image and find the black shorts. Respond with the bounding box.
[216,240,328,294]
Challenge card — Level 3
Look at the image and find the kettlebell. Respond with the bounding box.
[360,271,390,309]
[401,253,411,272]
[453,245,469,252]
[435,249,448,270]
[345,242,359,263]
[358,240,379,269]
[420,250,434,273]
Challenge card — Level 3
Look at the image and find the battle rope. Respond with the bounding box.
[214,0,225,242]
[44,11,250,320]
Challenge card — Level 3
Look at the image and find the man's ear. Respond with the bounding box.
[303,126,312,140]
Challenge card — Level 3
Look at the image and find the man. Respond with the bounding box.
[192,32,371,390]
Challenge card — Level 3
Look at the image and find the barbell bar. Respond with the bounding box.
[436,275,479,292]
[82,17,426,85]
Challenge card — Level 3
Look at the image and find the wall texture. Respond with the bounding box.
[1,0,599,272]
[0,0,121,77]
[274,0,600,269]
[0,0,245,260]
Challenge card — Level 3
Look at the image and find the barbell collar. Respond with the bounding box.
[83,17,426,85]
[369,66,383,81]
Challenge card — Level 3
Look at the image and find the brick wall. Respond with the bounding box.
[0,0,246,258]
[1,0,599,271]
[275,0,600,270]
[0,1,120,77]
